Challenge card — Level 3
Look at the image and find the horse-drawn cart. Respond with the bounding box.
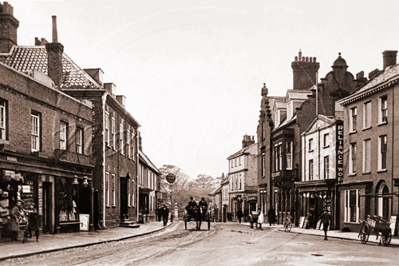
[358,215,392,246]
[183,205,211,230]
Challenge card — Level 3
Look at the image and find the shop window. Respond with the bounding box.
[345,190,359,222]
[57,177,78,222]
[0,99,7,140]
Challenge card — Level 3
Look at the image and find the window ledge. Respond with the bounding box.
[308,150,314,153]
[362,126,372,131]
[377,169,387,173]
[323,145,330,149]
[106,205,111,208]
[362,171,371,175]
[377,121,388,127]
[343,222,360,224]
[347,173,356,177]
[349,130,357,135]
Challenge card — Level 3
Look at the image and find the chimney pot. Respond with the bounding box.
[34,37,40,46]
[298,50,302,61]
[382,50,397,69]
[52,15,58,43]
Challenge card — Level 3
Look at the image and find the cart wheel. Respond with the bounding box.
[382,232,392,246]
[208,219,210,230]
[359,230,369,244]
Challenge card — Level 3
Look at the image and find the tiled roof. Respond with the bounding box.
[0,46,101,89]
[339,64,399,105]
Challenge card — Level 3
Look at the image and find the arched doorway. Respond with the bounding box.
[377,183,389,220]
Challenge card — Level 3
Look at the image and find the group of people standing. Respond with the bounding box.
[238,207,277,229]
[3,200,39,243]
[156,204,170,226]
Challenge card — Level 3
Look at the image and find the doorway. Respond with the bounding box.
[120,176,128,220]
[42,182,52,233]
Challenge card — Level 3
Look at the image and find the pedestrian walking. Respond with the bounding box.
[249,210,258,228]
[267,208,276,226]
[23,202,39,243]
[156,205,163,222]
[162,205,169,226]
[257,208,264,230]
[318,209,332,240]
[236,209,243,223]
[5,200,24,241]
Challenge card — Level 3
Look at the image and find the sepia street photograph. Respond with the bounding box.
[0,0,399,265]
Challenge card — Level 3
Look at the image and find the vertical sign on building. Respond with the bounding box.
[336,121,344,183]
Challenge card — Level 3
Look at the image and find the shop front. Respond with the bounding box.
[230,191,257,222]
[297,180,337,230]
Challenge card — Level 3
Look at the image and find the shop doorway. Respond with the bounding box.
[42,182,52,233]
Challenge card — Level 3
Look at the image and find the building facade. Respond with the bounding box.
[227,135,258,222]
[138,149,160,223]
[221,179,229,222]
[338,50,399,234]
[299,115,342,229]
[0,60,94,235]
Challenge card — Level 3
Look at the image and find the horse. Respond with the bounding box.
[185,205,208,230]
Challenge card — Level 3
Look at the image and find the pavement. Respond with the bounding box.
[0,220,398,261]
[239,222,399,246]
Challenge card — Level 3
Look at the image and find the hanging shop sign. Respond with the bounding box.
[336,121,344,182]
[166,173,176,183]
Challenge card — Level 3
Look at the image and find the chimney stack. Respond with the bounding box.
[242,134,255,148]
[45,15,64,88]
[383,50,397,69]
[0,2,19,53]
[291,50,320,90]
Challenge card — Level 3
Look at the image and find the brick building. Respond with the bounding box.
[0,3,146,229]
[338,50,399,234]
[257,51,360,226]
[0,56,94,234]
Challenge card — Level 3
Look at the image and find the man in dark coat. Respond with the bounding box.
[162,205,169,226]
[156,205,163,222]
[199,198,208,211]
[267,208,276,226]
[318,209,332,240]
[186,197,197,216]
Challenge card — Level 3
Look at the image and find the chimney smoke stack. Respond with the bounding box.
[383,50,397,69]
[52,16,58,43]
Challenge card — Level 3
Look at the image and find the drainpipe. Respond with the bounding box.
[136,130,140,222]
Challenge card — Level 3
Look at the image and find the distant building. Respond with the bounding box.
[227,135,258,222]
[221,179,229,222]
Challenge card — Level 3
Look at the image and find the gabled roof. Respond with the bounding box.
[139,150,160,174]
[302,114,337,135]
[339,63,399,105]
[0,46,101,89]
[227,142,257,160]
[208,186,221,196]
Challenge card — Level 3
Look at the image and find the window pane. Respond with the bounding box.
[350,190,356,222]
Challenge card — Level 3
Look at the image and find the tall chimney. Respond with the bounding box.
[291,50,319,90]
[45,15,64,88]
[242,134,255,148]
[52,16,58,42]
[383,50,397,69]
[0,2,19,53]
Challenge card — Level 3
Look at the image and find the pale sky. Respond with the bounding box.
[11,0,399,179]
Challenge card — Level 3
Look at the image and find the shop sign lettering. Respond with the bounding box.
[336,122,344,182]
